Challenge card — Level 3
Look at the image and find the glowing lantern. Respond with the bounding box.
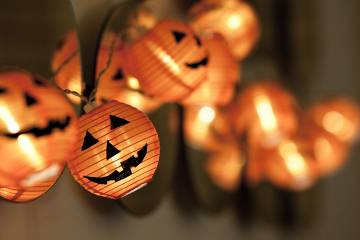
[0,70,78,187]
[184,105,232,150]
[124,20,209,102]
[183,33,240,106]
[228,82,299,148]
[0,164,64,203]
[263,138,319,191]
[68,101,160,199]
[306,98,360,143]
[303,125,348,176]
[51,31,82,104]
[189,0,260,60]
[127,8,158,40]
[206,143,244,192]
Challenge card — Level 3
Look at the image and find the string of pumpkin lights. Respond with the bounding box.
[0,0,358,204]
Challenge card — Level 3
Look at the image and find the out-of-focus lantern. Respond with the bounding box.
[189,0,260,60]
[228,82,300,148]
[263,138,319,191]
[0,71,78,187]
[68,101,160,199]
[301,124,348,176]
[51,31,82,104]
[124,20,209,102]
[127,8,158,41]
[306,98,360,143]
[183,33,239,106]
[206,143,244,192]
[0,164,64,203]
[184,105,232,150]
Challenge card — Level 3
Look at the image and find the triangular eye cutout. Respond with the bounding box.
[112,68,124,81]
[24,93,38,107]
[0,88,7,94]
[110,115,129,130]
[81,131,99,151]
[33,77,46,86]
[172,31,186,43]
[106,140,121,160]
[195,35,202,47]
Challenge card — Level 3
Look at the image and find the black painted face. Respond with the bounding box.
[0,77,72,139]
[81,115,148,184]
[171,30,209,69]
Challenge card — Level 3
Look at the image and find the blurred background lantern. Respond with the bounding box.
[68,101,160,199]
[206,142,244,192]
[301,124,348,177]
[228,81,300,148]
[124,20,209,102]
[262,138,319,191]
[306,98,360,144]
[51,31,82,104]
[189,0,260,60]
[126,7,158,41]
[182,33,240,106]
[0,164,64,203]
[0,70,78,187]
[184,105,232,150]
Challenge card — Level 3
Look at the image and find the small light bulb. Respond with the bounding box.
[127,77,141,90]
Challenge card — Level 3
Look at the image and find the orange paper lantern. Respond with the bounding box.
[183,33,240,106]
[306,98,360,143]
[184,105,232,150]
[68,101,160,199]
[0,164,64,203]
[206,143,244,192]
[189,0,260,60]
[125,20,209,102]
[0,70,78,187]
[263,138,319,191]
[228,81,300,148]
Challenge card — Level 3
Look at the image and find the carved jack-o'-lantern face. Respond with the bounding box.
[68,101,160,199]
[0,71,78,187]
[125,20,209,102]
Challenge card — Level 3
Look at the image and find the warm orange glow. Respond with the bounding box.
[145,41,181,75]
[17,135,45,170]
[0,106,20,134]
[127,76,141,90]
[227,14,243,30]
[198,106,216,124]
[254,93,278,133]
[322,111,355,142]
[279,141,308,181]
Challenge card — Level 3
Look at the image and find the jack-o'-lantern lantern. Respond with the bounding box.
[206,142,244,192]
[0,164,64,203]
[262,138,319,191]
[124,20,209,102]
[0,70,78,187]
[184,105,233,150]
[189,0,260,60]
[306,98,360,143]
[228,82,300,148]
[68,101,160,199]
[183,33,240,106]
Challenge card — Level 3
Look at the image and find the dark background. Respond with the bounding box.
[0,0,359,239]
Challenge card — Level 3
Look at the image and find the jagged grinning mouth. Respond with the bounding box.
[84,143,148,185]
[0,116,72,139]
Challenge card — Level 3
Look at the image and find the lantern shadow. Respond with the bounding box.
[119,105,178,216]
